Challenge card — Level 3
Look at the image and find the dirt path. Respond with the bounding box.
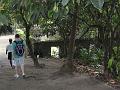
[0,57,116,90]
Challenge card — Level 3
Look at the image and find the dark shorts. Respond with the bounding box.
[8,52,12,60]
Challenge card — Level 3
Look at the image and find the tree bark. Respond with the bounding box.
[67,0,78,60]
[25,25,40,66]
[60,0,78,73]
[20,7,39,67]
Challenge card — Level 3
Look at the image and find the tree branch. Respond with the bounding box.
[19,7,28,27]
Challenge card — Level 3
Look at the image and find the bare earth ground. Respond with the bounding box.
[0,57,117,90]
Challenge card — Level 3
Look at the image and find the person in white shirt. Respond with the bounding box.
[6,38,14,68]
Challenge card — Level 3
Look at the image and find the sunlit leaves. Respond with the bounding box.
[107,57,113,69]
[0,0,9,25]
[48,2,60,19]
[62,0,70,6]
[76,0,80,4]
[0,13,8,25]
[20,0,31,10]
[90,0,104,10]
[0,4,4,11]
[65,6,69,15]
[53,2,59,13]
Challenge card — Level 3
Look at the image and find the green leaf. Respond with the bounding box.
[90,0,104,10]
[20,0,30,9]
[0,13,8,25]
[48,10,54,18]
[65,6,69,15]
[53,2,58,13]
[107,57,113,69]
[85,0,91,7]
[62,0,70,6]
[76,0,80,4]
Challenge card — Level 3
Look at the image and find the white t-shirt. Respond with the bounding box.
[6,44,13,53]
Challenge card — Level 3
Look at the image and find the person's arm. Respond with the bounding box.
[23,40,26,49]
[23,40,27,58]
[6,46,8,54]
[6,50,8,54]
[12,42,15,60]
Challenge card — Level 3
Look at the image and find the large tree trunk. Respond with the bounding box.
[60,0,78,73]
[103,46,109,73]
[63,34,68,57]
[25,25,39,67]
[98,27,109,77]
[20,7,40,67]
[103,26,113,78]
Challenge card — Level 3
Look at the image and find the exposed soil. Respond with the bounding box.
[0,57,116,90]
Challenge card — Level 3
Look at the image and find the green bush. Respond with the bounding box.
[78,46,103,65]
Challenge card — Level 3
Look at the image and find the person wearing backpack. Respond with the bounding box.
[12,34,26,78]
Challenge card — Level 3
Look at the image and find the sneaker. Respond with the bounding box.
[12,66,15,69]
[14,74,19,79]
[22,74,26,79]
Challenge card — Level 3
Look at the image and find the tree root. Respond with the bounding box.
[60,60,76,74]
[35,63,45,68]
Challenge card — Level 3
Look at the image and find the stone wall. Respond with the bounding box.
[33,39,94,58]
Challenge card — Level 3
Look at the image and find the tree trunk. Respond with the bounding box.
[20,7,40,67]
[25,25,39,67]
[63,36,68,57]
[67,0,78,60]
[103,27,112,78]
[60,0,78,73]
[103,47,109,73]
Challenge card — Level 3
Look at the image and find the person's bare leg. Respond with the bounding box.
[10,59,12,68]
[20,64,25,76]
[15,65,19,78]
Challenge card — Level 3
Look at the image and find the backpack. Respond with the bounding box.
[14,40,24,56]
